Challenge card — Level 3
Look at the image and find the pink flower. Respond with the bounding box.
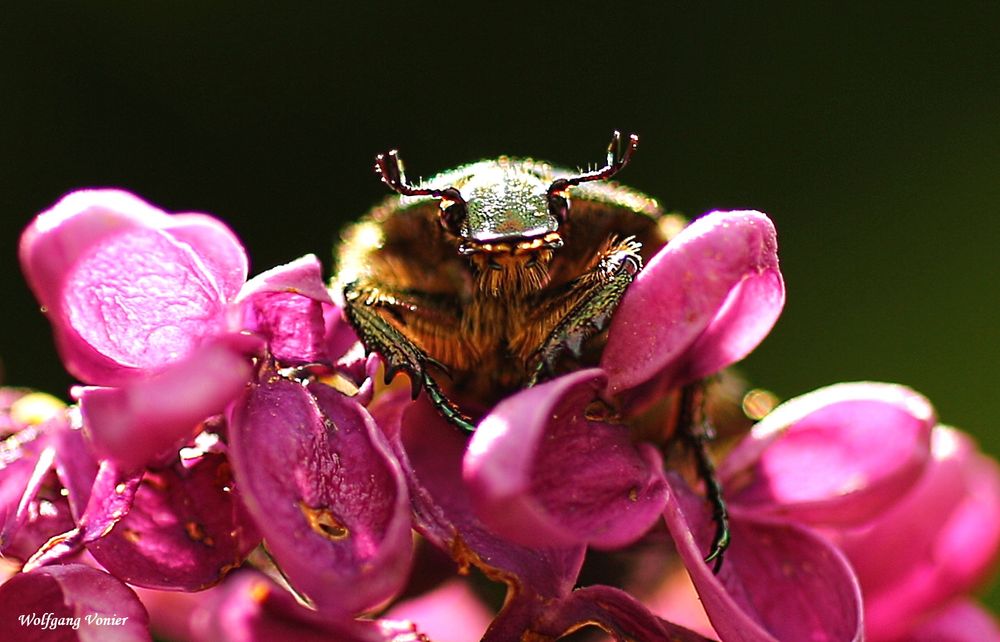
[9,189,414,626]
[659,382,1000,641]
[19,189,349,470]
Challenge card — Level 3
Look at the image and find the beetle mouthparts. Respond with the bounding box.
[458,232,563,256]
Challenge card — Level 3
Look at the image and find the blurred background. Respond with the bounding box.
[3,2,999,609]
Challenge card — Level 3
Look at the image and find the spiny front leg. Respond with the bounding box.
[343,281,476,432]
[524,237,643,386]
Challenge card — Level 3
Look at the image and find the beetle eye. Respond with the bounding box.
[548,191,569,225]
[439,199,467,236]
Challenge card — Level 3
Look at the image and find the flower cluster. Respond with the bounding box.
[0,189,997,642]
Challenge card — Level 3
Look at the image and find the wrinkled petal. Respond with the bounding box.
[383,579,493,642]
[228,377,411,615]
[663,473,863,642]
[374,391,584,599]
[465,369,668,549]
[906,600,1000,642]
[0,563,151,641]
[88,453,259,590]
[187,571,424,642]
[237,256,337,365]
[838,427,1000,642]
[78,339,252,469]
[721,382,936,526]
[20,190,242,386]
[164,213,248,301]
[602,210,784,395]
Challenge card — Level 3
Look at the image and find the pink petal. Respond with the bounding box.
[20,190,175,316]
[0,563,151,641]
[23,461,141,571]
[235,254,334,306]
[87,453,260,590]
[721,382,936,526]
[384,579,493,642]
[132,585,207,642]
[374,391,585,599]
[0,432,55,552]
[187,571,418,642]
[0,463,77,564]
[482,586,714,642]
[79,340,251,469]
[906,600,1000,642]
[228,377,412,615]
[602,210,784,395]
[643,564,717,639]
[838,427,1000,642]
[51,426,101,520]
[21,191,241,386]
[236,256,338,364]
[464,369,668,549]
[663,473,863,642]
[164,213,248,301]
[538,585,716,642]
[324,304,362,365]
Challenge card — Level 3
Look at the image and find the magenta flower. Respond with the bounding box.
[0,390,76,562]
[6,185,999,641]
[6,189,413,635]
[657,382,1000,641]
[20,190,255,469]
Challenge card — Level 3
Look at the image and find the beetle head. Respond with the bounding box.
[375,131,638,255]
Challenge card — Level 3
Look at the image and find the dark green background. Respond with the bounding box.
[3,2,999,612]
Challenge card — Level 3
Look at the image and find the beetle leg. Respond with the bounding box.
[343,281,476,432]
[525,237,643,385]
[678,382,730,573]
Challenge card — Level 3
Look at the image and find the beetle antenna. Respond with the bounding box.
[548,131,638,197]
[375,149,452,198]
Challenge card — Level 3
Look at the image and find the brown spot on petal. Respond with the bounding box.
[142,473,168,492]
[584,399,618,422]
[628,487,639,502]
[185,521,215,546]
[122,528,141,544]
[213,461,233,490]
[298,502,350,541]
[449,537,475,576]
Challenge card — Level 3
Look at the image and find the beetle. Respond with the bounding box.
[335,132,729,568]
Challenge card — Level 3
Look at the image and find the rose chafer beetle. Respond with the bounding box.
[335,132,730,568]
